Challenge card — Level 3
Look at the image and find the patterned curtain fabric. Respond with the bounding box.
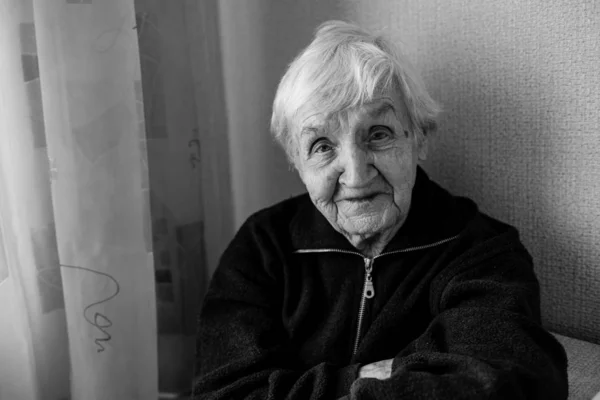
[134,0,208,393]
[0,0,187,398]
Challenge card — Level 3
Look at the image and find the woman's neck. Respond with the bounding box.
[344,221,403,258]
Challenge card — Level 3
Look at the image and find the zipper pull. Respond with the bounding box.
[364,276,374,298]
[363,258,375,299]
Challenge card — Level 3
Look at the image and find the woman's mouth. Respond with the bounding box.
[346,193,380,202]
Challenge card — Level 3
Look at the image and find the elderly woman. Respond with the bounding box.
[193,21,567,399]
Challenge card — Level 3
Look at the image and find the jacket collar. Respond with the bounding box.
[289,167,475,254]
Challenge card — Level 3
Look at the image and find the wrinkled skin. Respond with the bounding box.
[293,94,428,257]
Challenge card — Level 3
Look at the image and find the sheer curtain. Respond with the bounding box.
[0,0,158,399]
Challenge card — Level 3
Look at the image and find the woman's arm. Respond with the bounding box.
[344,232,568,399]
[192,217,360,400]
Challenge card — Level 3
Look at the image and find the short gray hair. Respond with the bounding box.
[270,20,441,162]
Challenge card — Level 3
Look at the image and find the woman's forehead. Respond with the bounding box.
[296,96,406,132]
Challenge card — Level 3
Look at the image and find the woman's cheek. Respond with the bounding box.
[377,148,408,175]
[377,148,417,195]
[305,168,337,205]
[320,172,338,203]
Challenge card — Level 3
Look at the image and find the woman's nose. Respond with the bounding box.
[338,144,376,188]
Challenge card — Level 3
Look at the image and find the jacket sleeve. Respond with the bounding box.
[345,230,569,400]
[192,217,361,400]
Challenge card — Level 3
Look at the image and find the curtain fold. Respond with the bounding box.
[0,0,159,399]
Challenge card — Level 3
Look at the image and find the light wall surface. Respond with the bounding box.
[217,0,600,343]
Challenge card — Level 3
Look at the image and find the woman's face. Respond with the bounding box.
[293,95,427,247]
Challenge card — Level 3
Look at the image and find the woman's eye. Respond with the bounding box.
[369,126,393,142]
[312,140,333,154]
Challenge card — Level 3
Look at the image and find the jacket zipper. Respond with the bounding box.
[294,234,459,356]
[353,257,374,355]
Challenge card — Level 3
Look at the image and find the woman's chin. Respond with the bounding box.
[337,197,398,232]
[338,212,393,238]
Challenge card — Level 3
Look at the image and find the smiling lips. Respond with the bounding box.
[339,192,384,202]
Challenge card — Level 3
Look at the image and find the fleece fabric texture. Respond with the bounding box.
[193,167,568,399]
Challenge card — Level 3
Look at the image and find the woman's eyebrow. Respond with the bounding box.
[368,102,397,119]
[300,126,323,137]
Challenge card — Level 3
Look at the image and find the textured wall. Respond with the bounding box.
[217,0,600,343]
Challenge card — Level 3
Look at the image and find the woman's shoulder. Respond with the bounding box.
[230,193,313,252]
[425,175,522,246]
[245,192,311,229]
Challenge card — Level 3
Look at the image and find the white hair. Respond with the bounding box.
[270,20,441,162]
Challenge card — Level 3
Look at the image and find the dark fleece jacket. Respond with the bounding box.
[193,167,568,399]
